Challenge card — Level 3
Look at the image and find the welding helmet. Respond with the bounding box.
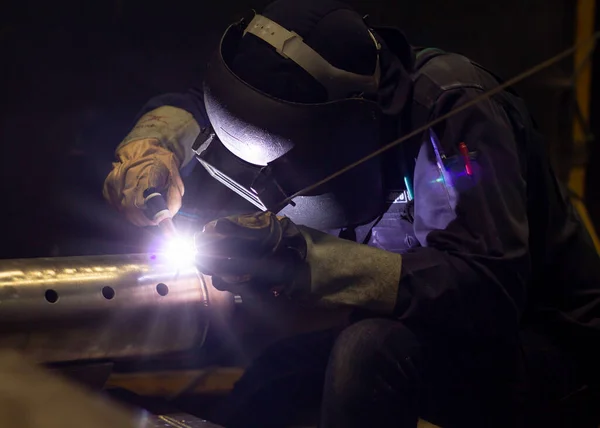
[198,7,385,230]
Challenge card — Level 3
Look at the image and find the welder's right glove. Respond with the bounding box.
[195,211,403,314]
[103,106,200,226]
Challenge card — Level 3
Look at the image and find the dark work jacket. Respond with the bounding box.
[134,44,600,348]
[387,48,600,347]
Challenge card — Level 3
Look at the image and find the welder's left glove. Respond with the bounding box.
[195,212,402,314]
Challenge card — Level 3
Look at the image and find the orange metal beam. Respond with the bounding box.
[569,0,599,253]
[573,0,597,147]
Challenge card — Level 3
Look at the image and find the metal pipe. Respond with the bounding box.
[0,254,235,363]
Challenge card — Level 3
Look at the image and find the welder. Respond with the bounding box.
[103,0,600,426]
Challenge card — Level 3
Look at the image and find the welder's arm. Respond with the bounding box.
[135,87,208,131]
[195,90,529,333]
[296,227,404,313]
[196,212,402,313]
[397,88,530,338]
[103,87,209,226]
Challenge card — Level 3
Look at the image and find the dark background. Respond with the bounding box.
[0,0,590,259]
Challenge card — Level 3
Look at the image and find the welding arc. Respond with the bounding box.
[280,31,600,206]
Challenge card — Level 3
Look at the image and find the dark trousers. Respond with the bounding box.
[213,319,598,428]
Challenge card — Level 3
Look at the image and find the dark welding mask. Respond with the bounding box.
[197,13,384,230]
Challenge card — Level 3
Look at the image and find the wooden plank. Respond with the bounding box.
[106,368,244,397]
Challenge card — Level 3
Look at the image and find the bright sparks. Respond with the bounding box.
[162,236,197,267]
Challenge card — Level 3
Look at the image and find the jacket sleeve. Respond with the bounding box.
[136,86,210,128]
[396,88,530,338]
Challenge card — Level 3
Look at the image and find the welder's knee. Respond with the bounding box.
[326,319,418,395]
[329,318,390,367]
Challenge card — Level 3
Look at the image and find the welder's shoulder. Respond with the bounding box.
[413,51,491,105]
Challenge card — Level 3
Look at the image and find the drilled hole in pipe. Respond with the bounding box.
[156,283,169,297]
[45,289,59,303]
[102,286,116,300]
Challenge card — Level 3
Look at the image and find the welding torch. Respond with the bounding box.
[143,187,178,237]
[142,187,225,263]
[142,188,245,305]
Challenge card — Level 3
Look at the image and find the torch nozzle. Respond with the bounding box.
[157,217,177,238]
[143,187,177,237]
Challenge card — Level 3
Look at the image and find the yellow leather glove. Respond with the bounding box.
[103,106,200,226]
[103,138,184,227]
